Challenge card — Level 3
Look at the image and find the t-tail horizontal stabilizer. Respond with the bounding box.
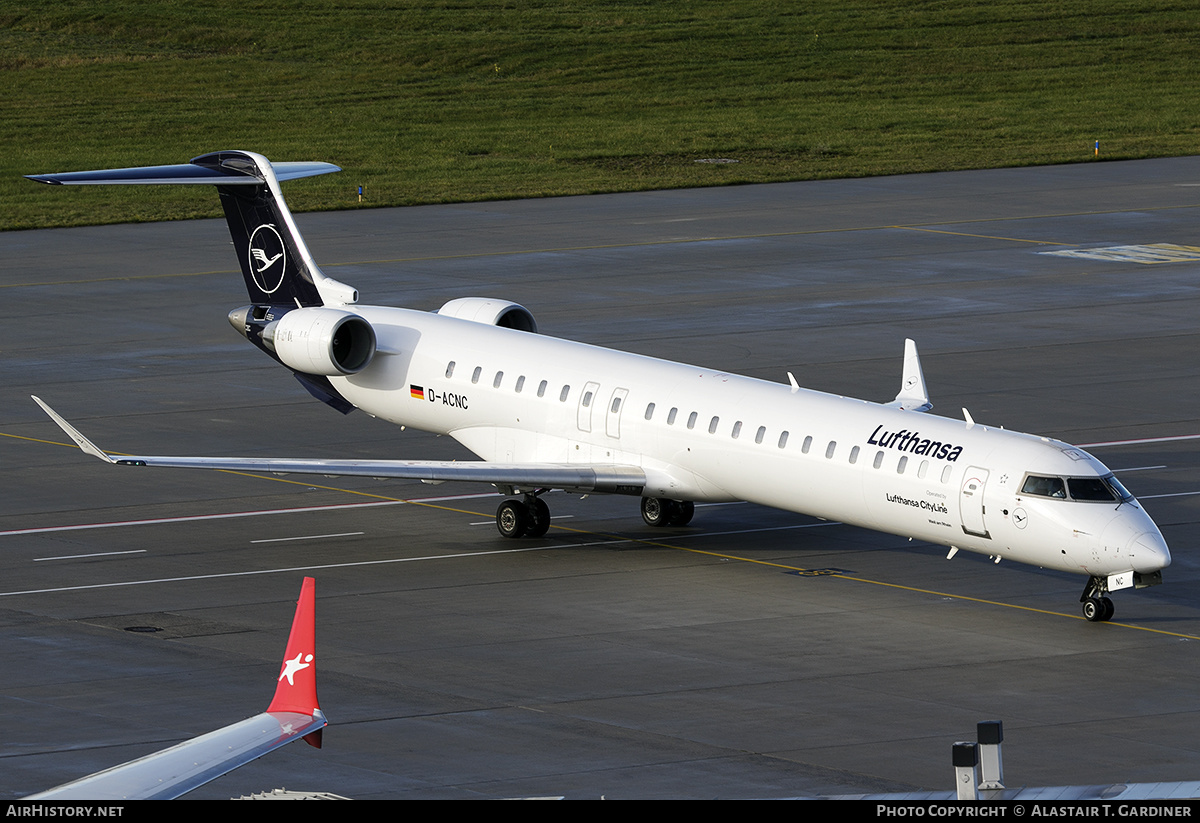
[888,338,933,412]
[28,578,325,800]
[26,151,357,308]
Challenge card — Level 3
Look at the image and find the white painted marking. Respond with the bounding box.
[0,492,501,538]
[1081,434,1200,448]
[1111,465,1168,473]
[250,532,364,544]
[0,521,843,598]
[0,546,554,598]
[1140,490,1200,500]
[1040,243,1200,264]
[34,550,147,562]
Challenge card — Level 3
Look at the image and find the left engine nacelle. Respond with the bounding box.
[261,307,377,376]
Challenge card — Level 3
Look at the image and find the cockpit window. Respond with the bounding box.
[1105,474,1135,502]
[1021,475,1066,498]
[1067,477,1116,501]
[1021,473,1134,503]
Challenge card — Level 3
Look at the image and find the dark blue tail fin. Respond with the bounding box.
[27,150,357,307]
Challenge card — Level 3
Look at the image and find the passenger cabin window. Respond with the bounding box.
[445,361,455,378]
[611,397,622,414]
[471,366,482,384]
[897,456,908,474]
[918,460,929,479]
[755,426,766,444]
[582,390,593,407]
[515,376,525,393]
[538,380,548,397]
[559,385,570,402]
[731,421,742,439]
[668,407,678,425]
[1021,475,1066,498]
[825,440,836,459]
[873,451,885,469]
[493,371,504,388]
[645,403,656,420]
[687,412,698,430]
[849,445,860,464]
[709,416,719,434]
[778,431,789,449]
[941,465,952,484]
[801,435,812,454]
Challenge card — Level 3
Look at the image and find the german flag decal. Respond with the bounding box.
[410,385,424,400]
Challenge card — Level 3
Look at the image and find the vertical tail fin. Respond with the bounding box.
[26,150,357,307]
[889,338,933,412]
[268,576,323,748]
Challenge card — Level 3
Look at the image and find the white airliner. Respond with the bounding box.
[27,577,324,800]
[28,151,1170,622]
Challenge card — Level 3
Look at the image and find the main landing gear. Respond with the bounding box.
[1080,576,1115,623]
[495,494,551,538]
[640,497,695,528]
[493,494,697,538]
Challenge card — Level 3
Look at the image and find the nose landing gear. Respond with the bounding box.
[1081,576,1115,622]
[1082,596,1115,622]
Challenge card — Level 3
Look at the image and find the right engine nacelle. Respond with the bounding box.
[436,297,537,333]
[262,307,377,376]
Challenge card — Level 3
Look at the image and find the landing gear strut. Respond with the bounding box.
[496,493,551,538]
[1080,576,1115,622]
[640,497,695,527]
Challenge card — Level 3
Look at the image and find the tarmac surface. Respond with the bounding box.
[2,156,1200,799]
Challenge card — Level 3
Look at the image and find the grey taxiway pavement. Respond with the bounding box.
[2,157,1200,799]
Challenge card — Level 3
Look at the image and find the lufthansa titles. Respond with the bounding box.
[868,425,963,462]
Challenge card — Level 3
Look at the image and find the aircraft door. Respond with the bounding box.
[577,381,600,433]
[606,388,629,439]
[959,466,991,539]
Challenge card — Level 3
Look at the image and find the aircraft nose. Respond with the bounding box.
[1131,530,1171,572]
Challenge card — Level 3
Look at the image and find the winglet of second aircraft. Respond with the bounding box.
[269,576,323,748]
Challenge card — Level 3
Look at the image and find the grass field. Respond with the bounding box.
[3,1,1199,229]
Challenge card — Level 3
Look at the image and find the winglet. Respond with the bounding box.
[268,577,322,747]
[28,577,326,799]
[31,396,117,463]
[889,339,932,412]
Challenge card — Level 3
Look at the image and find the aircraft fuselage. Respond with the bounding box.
[333,306,1169,580]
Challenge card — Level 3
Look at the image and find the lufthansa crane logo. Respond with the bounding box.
[248,224,287,294]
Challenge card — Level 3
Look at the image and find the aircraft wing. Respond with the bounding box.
[28,578,325,800]
[33,396,647,494]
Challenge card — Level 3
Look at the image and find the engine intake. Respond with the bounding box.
[261,307,377,376]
